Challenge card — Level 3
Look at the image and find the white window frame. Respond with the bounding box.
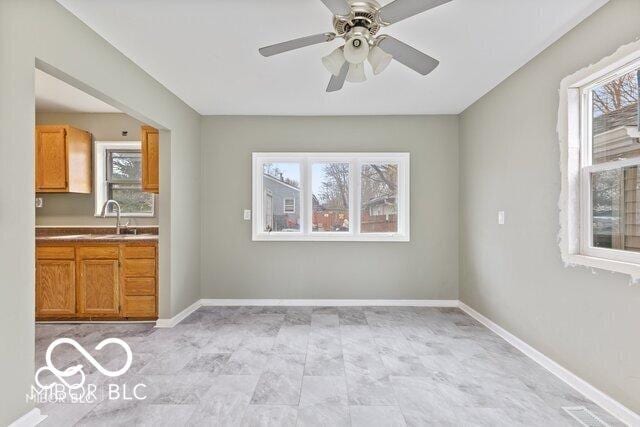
[283,197,296,213]
[559,40,640,279]
[94,141,155,218]
[252,152,410,242]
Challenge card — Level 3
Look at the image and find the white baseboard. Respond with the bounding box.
[155,299,203,328]
[199,299,459,307]
[9,408,46,427]
[458,302,639,427]
[155,298,457,327]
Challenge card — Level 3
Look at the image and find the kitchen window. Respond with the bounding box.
[94,141,155,217]
[252,153,410,241]
[560,45,640,277]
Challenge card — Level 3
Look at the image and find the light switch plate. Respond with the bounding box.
[243,209,251,221]
[498,211,505,225]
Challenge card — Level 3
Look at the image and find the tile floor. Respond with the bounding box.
[35,306,621,426]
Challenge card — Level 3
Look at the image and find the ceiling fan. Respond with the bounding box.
[258,0,452,92]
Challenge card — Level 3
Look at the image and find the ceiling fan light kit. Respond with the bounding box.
[259,0,452,92]
[346,62,367,83]
[322,47,347,76]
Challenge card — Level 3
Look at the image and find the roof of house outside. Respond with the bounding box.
[593,103,638,135]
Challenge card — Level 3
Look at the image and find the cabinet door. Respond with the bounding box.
[141,126,159,193]
[36,260,76,316]
[36,126,68,191]
[77,259,120,316]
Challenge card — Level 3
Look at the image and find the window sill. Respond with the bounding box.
[252,233,410,242]
[565,254,640,284]
[94,213,155,218]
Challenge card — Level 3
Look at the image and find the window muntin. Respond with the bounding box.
[94,142,155,217]
[312,162,350,233]
[252,153,409,241]
[580,61,640,262]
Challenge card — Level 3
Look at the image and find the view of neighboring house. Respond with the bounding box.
[361,195,397,233]
[263,171,300,231]
[591,77,640,251]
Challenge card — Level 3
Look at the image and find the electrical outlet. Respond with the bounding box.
[498,210,505,225]
[35,197,44,208]
[243,209,252,220]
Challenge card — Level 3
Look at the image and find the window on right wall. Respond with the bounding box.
[579,60,640,264]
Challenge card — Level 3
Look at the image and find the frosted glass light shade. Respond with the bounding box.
[346,63,366,83]
[343,37,370,64]
[368,46,392,75]
[322,48,346,76]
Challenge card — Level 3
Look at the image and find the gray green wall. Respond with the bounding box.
[0,1,201,424]
[459,0,640,413]
[35,112,159,226]
[200,116,459,300]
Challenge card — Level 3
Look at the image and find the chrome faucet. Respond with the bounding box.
[101,199,122,234]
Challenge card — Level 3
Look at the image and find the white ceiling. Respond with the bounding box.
[56,0,607,115]
[35,69,120,113]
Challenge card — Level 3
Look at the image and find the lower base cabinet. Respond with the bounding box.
[35,242,157,320]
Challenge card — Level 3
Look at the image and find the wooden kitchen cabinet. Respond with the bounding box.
[35,241,158,320]
[141,125,159,193]
[36,259,76,317]
[77,246,120,316]
[35,125,92,193]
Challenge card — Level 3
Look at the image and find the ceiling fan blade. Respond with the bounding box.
[259,33,336,57]
[377,36,439,75]
[378,0,453,25]
[326,62,349,92]
[319,0,352,17]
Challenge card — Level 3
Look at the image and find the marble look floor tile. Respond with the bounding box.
[349,405,406,427]
[300,376,348,406]
[241,404,298,427]
[297,404,350,427]
[180,352,230,374]
[35,306,620,427]
[346,374,397,406]
[221,348,272,375]
[304,350,345,376]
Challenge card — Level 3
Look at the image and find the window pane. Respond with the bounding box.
[109,151,142,181]
[361,164,398,233]
[108,184,154,214]
[312,163,350,232]
[263,163,300,232]
[591,165,640,252]
[591,69,639,164]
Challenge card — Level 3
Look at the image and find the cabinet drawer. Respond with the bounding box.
[77,246,119,260]
[37,246,75,260]
[124,278,155,296]
[123,259,156,277]
[123,296,156,317]
[123,245,155,259]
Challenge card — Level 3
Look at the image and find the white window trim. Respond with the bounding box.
[558,39,640,281]
[252,152,410,242]
[283,197,295,213]
[94,141,155,218]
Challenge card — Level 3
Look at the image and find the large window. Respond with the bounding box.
[252,153,409,241]
[95,142,154,217]
[580,61,639,264]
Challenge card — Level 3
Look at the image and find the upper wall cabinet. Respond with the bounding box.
[141,125,159,193]
[35,125,92,193]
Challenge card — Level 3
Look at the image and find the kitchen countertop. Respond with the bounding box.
[36,234,158,243]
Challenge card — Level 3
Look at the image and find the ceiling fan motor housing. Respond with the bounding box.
[333,0,381,36]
